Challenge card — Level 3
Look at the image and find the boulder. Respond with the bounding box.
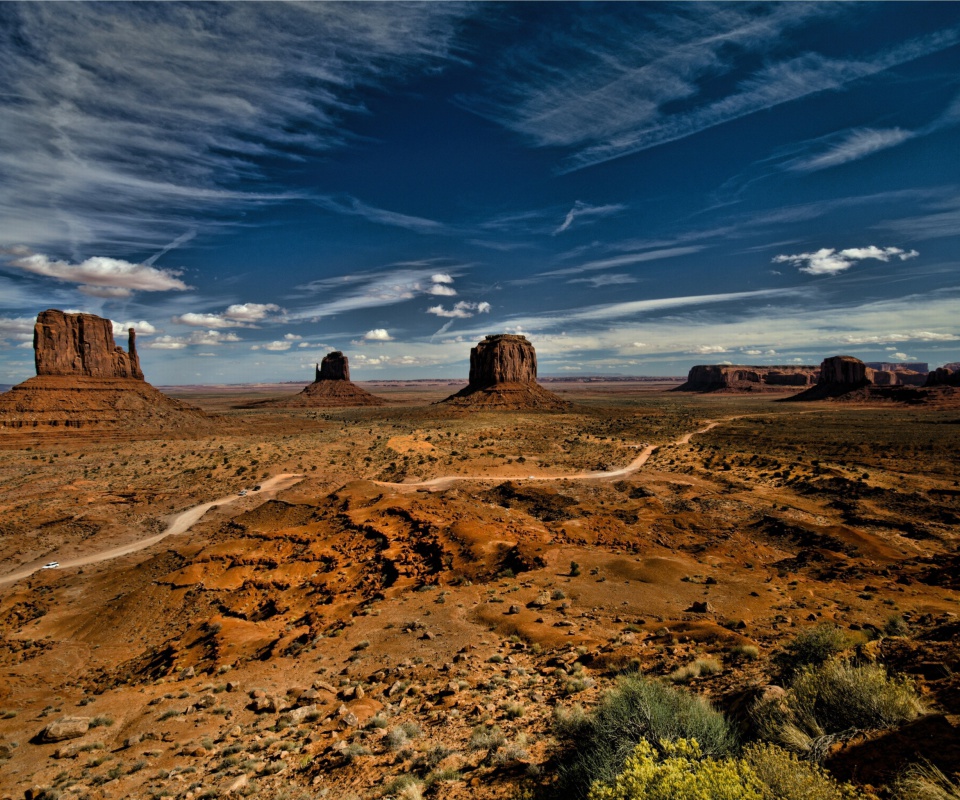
[36,716,90,743]
[34,309,142,380]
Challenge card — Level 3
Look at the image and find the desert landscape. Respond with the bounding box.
[0,317,958,800]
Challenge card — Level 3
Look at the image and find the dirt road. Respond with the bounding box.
[0,473,304,587]
[374,419,724,492]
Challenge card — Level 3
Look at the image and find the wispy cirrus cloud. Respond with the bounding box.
[773,245,919,276]
[461,2,960,173]
[786,128,915,172]
[0,3,468,255]
[554,201,626,234]
[540,246,704,278]
[291,263,470,320]
[313,196,450,235]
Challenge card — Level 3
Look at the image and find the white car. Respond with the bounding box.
[42,561,59,569]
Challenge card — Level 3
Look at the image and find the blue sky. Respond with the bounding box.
[1,2,959,384]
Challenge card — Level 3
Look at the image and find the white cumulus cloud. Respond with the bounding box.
[147,330,240,349]
[5,251,188,294]
[688,345,728,355]
[363,328,393,341]
[173,302,280,328]
[773,246,919,276]
[112,320,157,336]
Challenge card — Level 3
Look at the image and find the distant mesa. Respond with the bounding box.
[440,334,568,410]
[788,355,960,405]
[249,351,385,408]
[0,309,211,434]
[673,364,819,393]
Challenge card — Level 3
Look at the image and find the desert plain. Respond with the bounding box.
[0,379,958,800]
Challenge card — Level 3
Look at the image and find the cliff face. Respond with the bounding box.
[674,364,818,392]
[317,351,350,382]
[441,335,567,410]
[34,310,143,380]
[818,355,869,387]
[926,366,960,388]
[467,334,537,389]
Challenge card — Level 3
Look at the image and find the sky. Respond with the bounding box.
[1,1,959,384]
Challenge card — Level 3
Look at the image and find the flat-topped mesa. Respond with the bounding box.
[316,351,350,382]
[441,334,568,410]
[34,309,143,380]
[468,334,537,389]
[674,364,818,393]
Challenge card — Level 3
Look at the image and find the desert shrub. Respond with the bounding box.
[469,725,506,754]
[669,657,722,683]
[893,760,960,800]
[89,714,114,728]
[883,614,911,638]
[776,625,852,677]
[586,738,762,800]
[553,675,737,799]
[753,659,924,758]
[731,644,760,660]
[743,742,865,800]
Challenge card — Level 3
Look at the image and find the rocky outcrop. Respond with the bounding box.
[674,364,818,393]
[871,369,926,387]
[925,366,960,388]
[34,309,143,380]
[818,355,870,388]
[1,309,213,435]
[317,351,350,382]
[250,351,384,408]
[441,335,568,410]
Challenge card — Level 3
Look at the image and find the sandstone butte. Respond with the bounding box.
[440,334,568,410]
[251,351,385,408]
[0,309,211,434]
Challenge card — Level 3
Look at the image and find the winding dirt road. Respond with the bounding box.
[0,417,731,586]
[373,419,724,492]
[0,473,304,587]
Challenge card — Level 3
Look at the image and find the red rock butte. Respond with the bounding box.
[441,334,568,410]
[674,364,819,393]
[252,351,385,407]
[0,309,211,435]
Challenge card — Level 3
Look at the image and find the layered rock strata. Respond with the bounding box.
[254,351,384,407]
[674,364,818,393]
[34,309,143,379]
[441,334,568,410]
[0,310,211,435]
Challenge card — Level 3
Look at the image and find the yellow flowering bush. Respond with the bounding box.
[587,738,763,800]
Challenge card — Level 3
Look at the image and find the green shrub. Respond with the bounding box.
[753,659,924,758]
[587,738,762,800]
[776,625,852,677]
[553,675,737,799]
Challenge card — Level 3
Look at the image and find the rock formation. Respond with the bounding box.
[251,351,385,408]
[0,309,212,435]
[440,334,568,410]
[818,355,870,388]
[674,364,818,393]
[34,309,143,380]
[925,365,960,388]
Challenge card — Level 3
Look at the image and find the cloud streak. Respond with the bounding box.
[462,3,960,173]
[0,4,467,254]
